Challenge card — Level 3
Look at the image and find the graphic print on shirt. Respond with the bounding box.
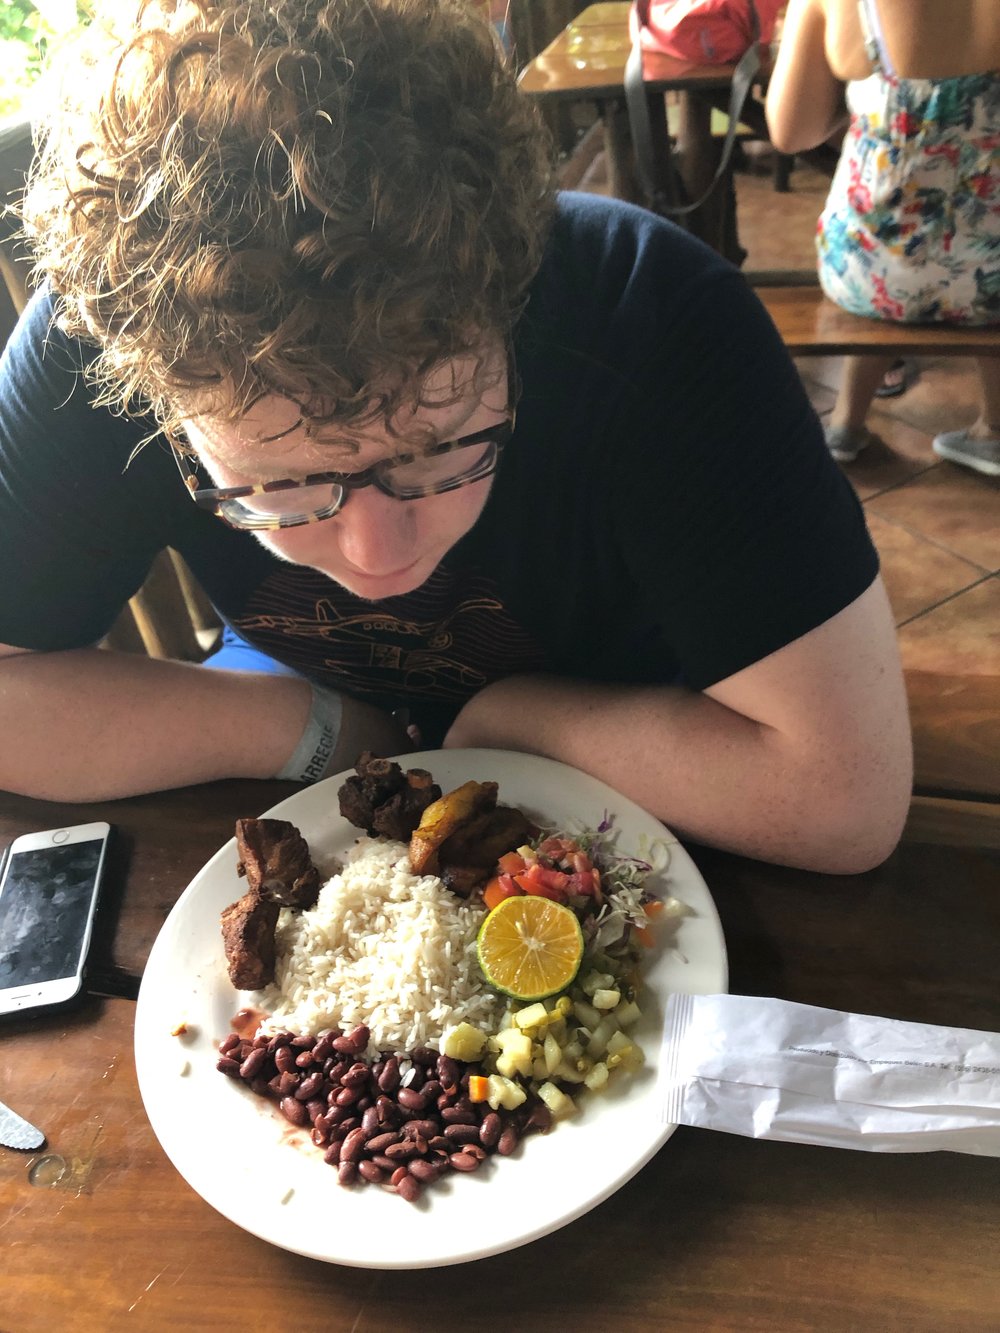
[230,564,546,704]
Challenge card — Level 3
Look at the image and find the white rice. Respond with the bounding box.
[252,837,499,1054]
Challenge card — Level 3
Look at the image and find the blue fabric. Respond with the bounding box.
[204,624,302,676]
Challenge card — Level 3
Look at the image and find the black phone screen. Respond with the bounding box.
[0,841,105,988]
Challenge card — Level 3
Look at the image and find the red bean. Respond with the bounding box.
[366,1131,402,1154]
[449,1152,481,1173]
[408,1159,444,1183]
[396,1173,422,1203]
[274,1045,297,1074]
[339,1127,367,1164]
[497,1125,520,1156]
[443,1123,480,1145]
[239,1048,268,1080]
[436,1055,460,1088]
[377,1057,401,1093]
[397,1087,427,1113]
[441,1106,477,1126]
[337,1162,358,1186]
[357,1161,385,1184]
[479,1112,502,1149]
[295,1072,324,1101]
[218,1034,240,1055]
[279,1096,309,1128]
[216,1056,241,1077]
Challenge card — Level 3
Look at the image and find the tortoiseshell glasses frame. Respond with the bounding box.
[171,409,516,532]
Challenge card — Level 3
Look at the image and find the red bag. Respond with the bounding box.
[629,0,784,65]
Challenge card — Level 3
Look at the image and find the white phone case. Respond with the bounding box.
[0,821,111,1015]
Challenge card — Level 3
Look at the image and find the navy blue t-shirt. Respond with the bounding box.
[0,193,877,745]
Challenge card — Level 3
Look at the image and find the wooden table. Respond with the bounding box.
[2,777,999,1330]
[518,1,774,232]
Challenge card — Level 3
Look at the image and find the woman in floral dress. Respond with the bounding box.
[767,0,1000,475]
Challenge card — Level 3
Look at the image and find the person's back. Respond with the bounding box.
[766,0,1000,472]
[820,0,1000,83]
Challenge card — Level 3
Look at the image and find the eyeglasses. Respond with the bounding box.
[172,412,515,531]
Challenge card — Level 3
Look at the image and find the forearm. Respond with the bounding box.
[0,648,404,801]
[444,675,908,874]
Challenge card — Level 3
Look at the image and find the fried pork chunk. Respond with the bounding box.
[235,817,320,910]
[338,753,442,840]
[220,891,280,989]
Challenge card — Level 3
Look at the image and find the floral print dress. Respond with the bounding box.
[817,1,1000,324]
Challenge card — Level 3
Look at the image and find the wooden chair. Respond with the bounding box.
[747,272,1000,359]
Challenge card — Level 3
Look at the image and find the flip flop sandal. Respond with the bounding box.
[874,359,917,399]
[824,424,878,463]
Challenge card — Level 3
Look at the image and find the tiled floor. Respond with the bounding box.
[568,140,1000,797]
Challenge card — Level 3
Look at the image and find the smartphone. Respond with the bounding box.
[0,822,112,1015]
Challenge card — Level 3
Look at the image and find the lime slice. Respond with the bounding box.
[476,896,584,1002]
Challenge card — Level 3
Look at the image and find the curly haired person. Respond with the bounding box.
[767,0,1000,474]
[0,0,912,872]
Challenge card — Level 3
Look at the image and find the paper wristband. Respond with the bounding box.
[275,684,343,783]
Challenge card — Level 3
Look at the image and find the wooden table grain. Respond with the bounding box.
[2,778,999,1331]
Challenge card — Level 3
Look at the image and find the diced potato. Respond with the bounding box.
[606,1029,633,1055]
[618,1044,645,1072]
[514,1002,550,1032]
[532,1056,549,1080]
[580,970,616,997]
[584,1061,610,1091]
[495,1028,533,1056]
[545,1016,567,1043]
[537,1081,578,1121]
[553,1060,587,1084]
[592,988,621,1011]
[543,1032,562,1075]
[614,999,642,1028]
[586,1015,620,1056]
[572,999,602,1029]
[495,1030,533,1078]
[440,1022,487,1062]
[486,1074,527,1111]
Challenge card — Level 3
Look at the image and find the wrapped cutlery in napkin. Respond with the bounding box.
[659,993,1000,1156]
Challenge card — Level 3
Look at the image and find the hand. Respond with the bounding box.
[325,695,416,776]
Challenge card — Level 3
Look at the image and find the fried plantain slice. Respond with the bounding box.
[408,779,498,874]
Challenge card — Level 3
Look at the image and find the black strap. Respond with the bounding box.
[624,0,762,218]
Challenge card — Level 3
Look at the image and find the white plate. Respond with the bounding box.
[134,749,727,1268]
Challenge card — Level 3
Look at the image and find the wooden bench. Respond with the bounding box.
[750,278,1000,358]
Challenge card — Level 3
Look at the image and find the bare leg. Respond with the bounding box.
[970,356,1000,436]
[828,355,895,431]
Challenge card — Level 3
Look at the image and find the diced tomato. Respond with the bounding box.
[497,851,526,875]
[483,873,522,911]
[633,925,655,948]
[516,863,570,892]
[514,865,566,900]
[537,835,578,862]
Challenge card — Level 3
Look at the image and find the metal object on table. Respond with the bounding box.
[0,1097,45,1150]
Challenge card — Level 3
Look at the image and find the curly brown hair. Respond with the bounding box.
[22,0,555,441]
